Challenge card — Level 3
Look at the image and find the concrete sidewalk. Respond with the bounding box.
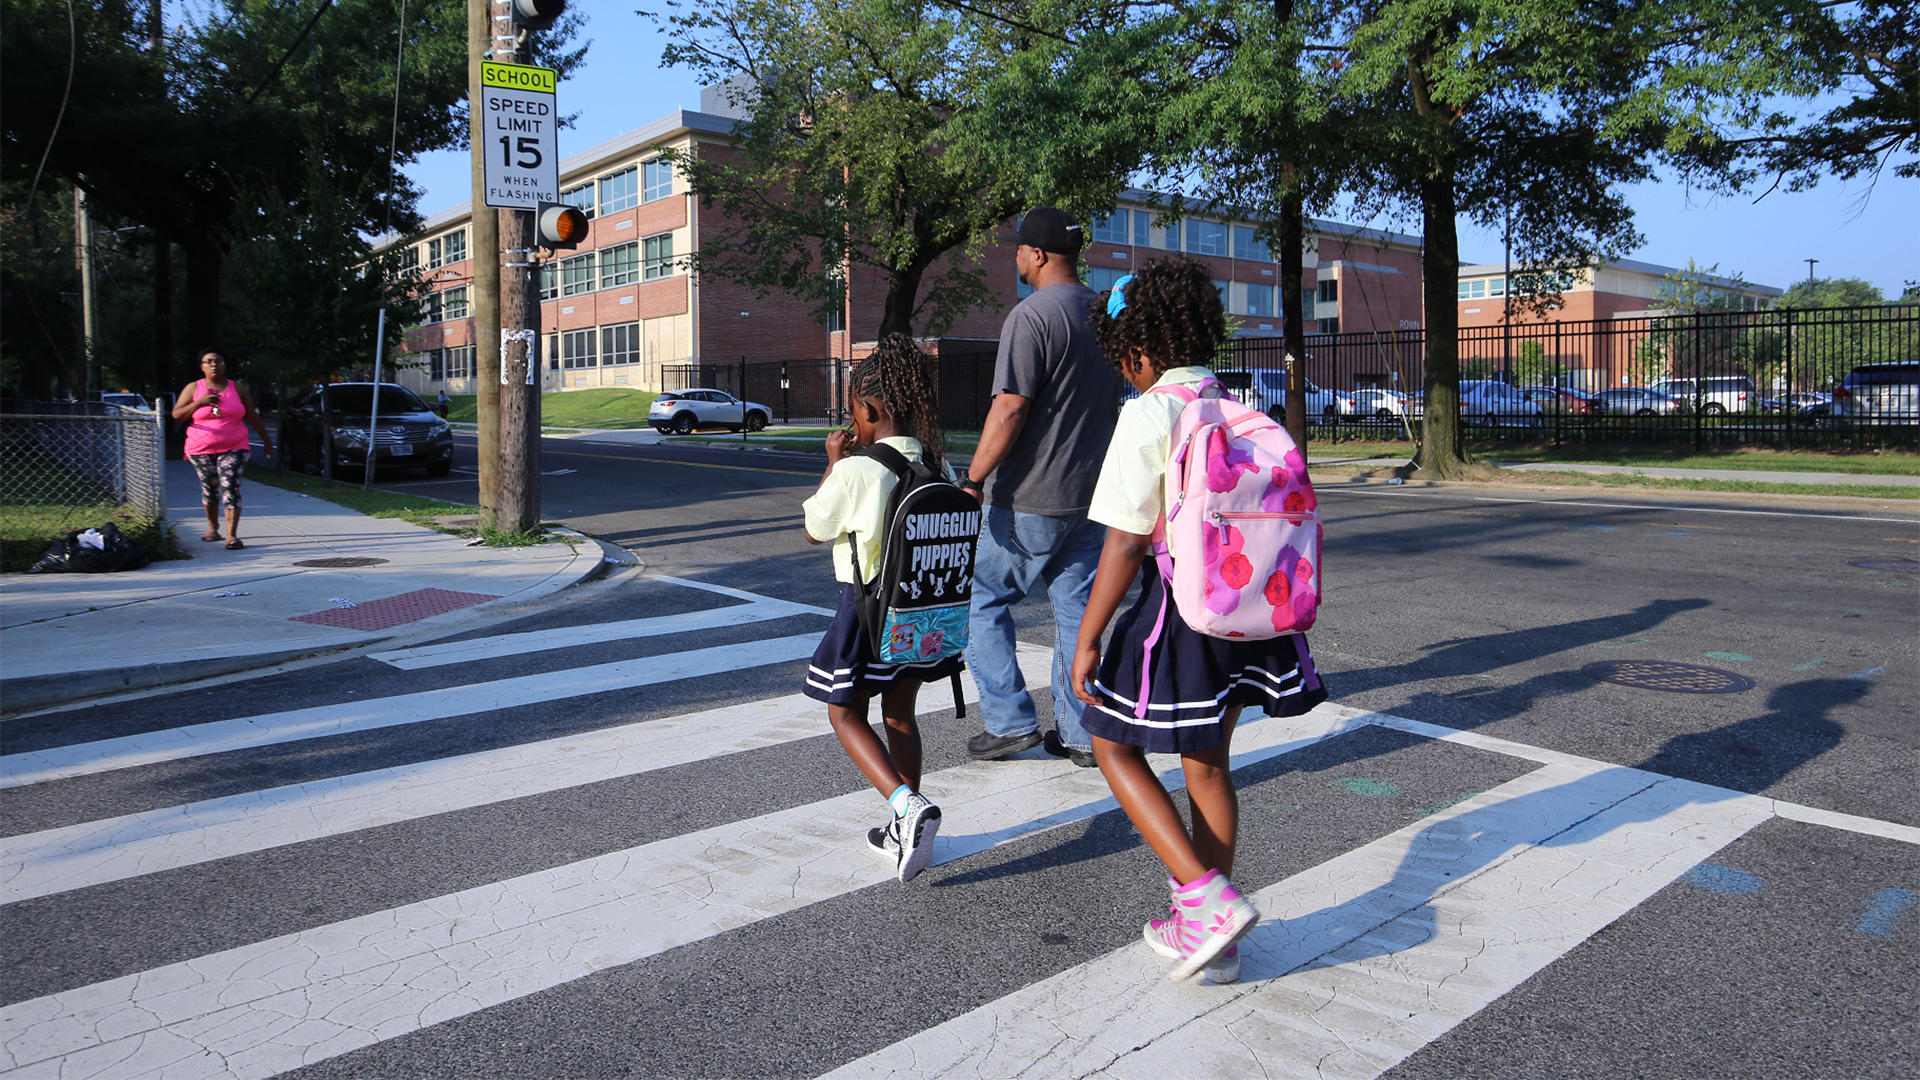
[0,460,621,714]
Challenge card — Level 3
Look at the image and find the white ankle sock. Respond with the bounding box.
[887,784,913,816]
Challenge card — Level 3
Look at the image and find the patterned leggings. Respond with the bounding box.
[188,449,249,512]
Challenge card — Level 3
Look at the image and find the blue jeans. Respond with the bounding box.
[966,506,1106,751]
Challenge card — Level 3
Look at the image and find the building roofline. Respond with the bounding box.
[1457,258,1783,295]
[1112,187,1424,248]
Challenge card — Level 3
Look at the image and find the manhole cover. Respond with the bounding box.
[1582,661,1755,694]
[1849,559,1920,575]
[293,557,390,569]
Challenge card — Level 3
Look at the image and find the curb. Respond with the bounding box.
[0,528,624,717]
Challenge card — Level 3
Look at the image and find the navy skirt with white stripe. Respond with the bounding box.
[805,584,967,705]
[1085,566,1328,754]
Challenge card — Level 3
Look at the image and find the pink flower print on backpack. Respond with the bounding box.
[1146,376,1322,642]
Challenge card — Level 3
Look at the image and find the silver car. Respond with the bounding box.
[650,389,774,434]
[1459,380,1544,426]
[1225,370,1358,422]
[1830,363,1919,425]
[1648,375,1759,415]
[1593,388,1687,416]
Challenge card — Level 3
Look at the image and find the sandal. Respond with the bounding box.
[225,538,245,550]
[202,530,221,542]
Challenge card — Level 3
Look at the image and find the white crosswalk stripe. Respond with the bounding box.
[3,584,1913,1080]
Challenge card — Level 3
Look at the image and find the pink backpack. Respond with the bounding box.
[1147,377,1322,641]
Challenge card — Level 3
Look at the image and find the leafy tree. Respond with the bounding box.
[1655,260,1758,313]
[652,0,1146,338]
[1774,276,1885,309]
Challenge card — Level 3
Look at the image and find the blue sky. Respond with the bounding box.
[407,3,1918,297]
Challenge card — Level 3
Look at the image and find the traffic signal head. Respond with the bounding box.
[536,202,589,250]
[510,0,566,31]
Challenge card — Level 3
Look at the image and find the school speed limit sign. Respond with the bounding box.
[481,61,558,209]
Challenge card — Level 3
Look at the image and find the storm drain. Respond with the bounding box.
[1848,559,1920,575]
[1581,660,1755,694]
[293,557,391,569]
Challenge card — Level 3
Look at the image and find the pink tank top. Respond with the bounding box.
[184,379,251,456]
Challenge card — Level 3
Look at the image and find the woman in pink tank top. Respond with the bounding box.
[171,350,275,550]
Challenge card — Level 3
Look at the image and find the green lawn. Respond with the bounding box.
[444,389,659,429]
[0,452,181,572]
[1300,439,1920,476]
[243,465,576,545]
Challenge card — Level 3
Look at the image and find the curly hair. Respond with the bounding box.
[849,333,946,470]
[1088,256,1227,376]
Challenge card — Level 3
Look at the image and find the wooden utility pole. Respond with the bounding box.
[149,0,173,404]
[74,184,100,400]
[469,0,542,532]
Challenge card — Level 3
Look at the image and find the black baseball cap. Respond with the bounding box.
[1018,207,1083,257]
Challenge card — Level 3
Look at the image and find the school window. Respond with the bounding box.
[547,333,561,370]
[444,229,466,263]
[561,182,596,218]
[1088,266,1127,294]
[1318,279,1338,304]
[562,327,597,369]
[1134,210,1150,247]
[426,237,443,269]
[1213,279,1231,308]
[1017,280,1036,299]
[539,263,559,301]
[825,308,845,332]
[427,349,445,381]
[439,286,468,322]
[599,167,638,213]
[561,252,596,296]
[600,242,639,288]
[1091,211,1130,245]
[1233,226,1270,262]
[601,321,640,366]
[421,292,443,324]
[1457,279,1486,300]
[445,344,475,380]
[1488,277,1506,298]
[1246,283,1275,317]
[1188,220,1229,257]
[1162,219,1180,250]
[1319,317,1340,334]
[641,232,675,280]
[398,245,418,270]
[642,158,674,203]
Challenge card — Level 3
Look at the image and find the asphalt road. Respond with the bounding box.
[4,431,1913,1078]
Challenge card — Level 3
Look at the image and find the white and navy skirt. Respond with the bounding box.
[1086,567,1328,753]
[805,583,967,705]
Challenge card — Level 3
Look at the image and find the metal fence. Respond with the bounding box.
[1222,304,1919,447]
[663,305,1918,447]
[0,400,169,539]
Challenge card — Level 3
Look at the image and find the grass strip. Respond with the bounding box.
[444,389,659,429]
[241,465,577,546]
[0,507,181,573]
[1315,463,1917,500]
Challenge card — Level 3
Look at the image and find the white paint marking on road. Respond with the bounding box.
[650,573,837,614]
[1846,666,1887,680]
[0,704,1366,1080]
[1318,486,1920,524]
[366,598,825,669]
[0,634,823,791]
[0,647,1055,905]
[824,764,1775,1080]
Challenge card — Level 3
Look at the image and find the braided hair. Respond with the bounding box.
[849,333,946,470]
[1088,255,1227,376]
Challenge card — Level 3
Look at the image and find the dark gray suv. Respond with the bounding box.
[1831,363,1920,425]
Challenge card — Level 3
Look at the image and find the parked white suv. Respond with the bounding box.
[1648,376,1758,415]
[1217,370,1359,422]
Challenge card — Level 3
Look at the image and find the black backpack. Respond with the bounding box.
[850,443,981,714]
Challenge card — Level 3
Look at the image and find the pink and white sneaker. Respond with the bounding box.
[1143,873,1254,983]
[1165,869,1259,982]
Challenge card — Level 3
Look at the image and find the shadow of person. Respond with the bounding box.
[1240,678,1850,982]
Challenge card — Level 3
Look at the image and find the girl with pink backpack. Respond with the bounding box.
[1070,257,1328,983]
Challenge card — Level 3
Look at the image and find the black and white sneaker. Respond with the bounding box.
[894,792,942,883]
[866,820,901,861]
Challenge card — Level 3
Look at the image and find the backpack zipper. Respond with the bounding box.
[1209,510,1311,525]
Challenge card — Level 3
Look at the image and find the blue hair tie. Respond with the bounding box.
[1106,274,1135,318]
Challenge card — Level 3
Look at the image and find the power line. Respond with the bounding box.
[246,0,336,103]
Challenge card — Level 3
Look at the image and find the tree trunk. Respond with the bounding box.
[1279,194,1307,449]
[153,235,174,400]
[1416,163,1471,477]
[182,239,222,355]
[878,261,928,340]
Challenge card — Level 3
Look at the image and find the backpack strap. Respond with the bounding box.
[844,442,923,593]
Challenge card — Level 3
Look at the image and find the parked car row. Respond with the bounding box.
[278,383,455,477]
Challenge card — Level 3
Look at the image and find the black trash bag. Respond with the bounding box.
[26,522,151,574]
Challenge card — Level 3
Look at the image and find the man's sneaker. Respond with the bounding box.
[1165,869,1260,982]
[1042,729,1096,768]
[966,730,1043,760]
[866,820,900,861]
[894,792,942,883]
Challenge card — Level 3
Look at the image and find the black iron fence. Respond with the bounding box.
[662,305,1917,446]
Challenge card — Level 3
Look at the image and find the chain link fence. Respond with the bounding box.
[1,400,169,571]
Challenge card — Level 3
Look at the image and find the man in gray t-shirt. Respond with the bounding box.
[957,208,1124,766]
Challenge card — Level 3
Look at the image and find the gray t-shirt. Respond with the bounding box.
[984,282,1124,517]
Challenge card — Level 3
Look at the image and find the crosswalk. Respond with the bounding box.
[3,577,1914,1079]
